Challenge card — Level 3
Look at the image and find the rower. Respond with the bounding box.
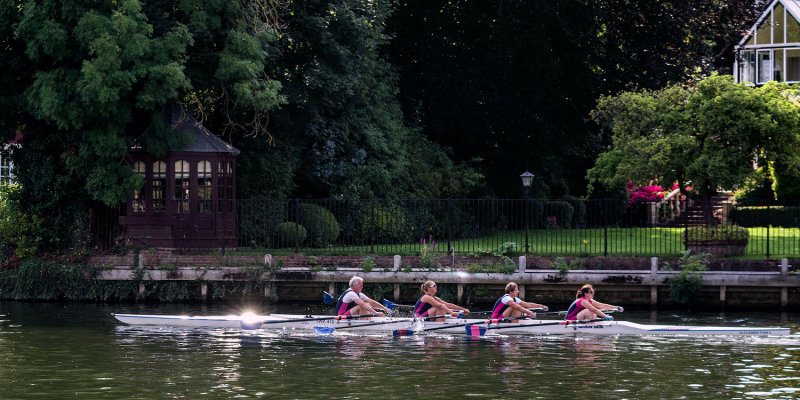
[335,276,391,318]
[414,280,470,322]
[491,282,548,322]
[565,284,621,321]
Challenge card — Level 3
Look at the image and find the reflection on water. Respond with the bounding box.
[0,302,799,399]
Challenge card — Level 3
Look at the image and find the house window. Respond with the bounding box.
[789,13,800,42]
[197,160,212,213]
[0,155,13,186]
[775,49,785,81]
[758,50,772,83]
[132,161,146,212]
[787,49,800,81]
[756,11,772,45]
[153,161,166,211]
[175,160,190,213]
[739,51,756,83]
[775,4,785,44]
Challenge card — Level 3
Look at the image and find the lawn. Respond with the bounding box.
[233,227,800,258]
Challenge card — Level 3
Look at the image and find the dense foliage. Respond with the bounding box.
[589,74,800,209]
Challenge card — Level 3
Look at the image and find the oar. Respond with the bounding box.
[240,313,379,330]
[315,313,456,335]
[392,315,533,336]
[382,299,414,310]
[465,317,611,337]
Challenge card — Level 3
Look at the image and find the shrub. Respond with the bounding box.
[275,222,307,245]
[355,202,408,244]
[542,201,574,228]
[0,186,42,258]
[297,203,340,247]
[663,251,709,304]
[680,225,749,242]
[238,198,288,247]
[730,205,800,228]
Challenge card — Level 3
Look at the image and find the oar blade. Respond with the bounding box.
[314,326,336,335]
[323,291,334,305]
[393,329,415,337]
[465,324,487,337]
[382,299,396,311]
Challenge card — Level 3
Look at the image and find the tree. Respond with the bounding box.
[588,74,800,223]
[1,0,284,253]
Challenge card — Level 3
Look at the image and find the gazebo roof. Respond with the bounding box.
[133,104,241,155]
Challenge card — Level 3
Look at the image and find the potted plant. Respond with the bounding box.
[681,225,749,257]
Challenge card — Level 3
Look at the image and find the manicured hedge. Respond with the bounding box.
[730,206,800,227]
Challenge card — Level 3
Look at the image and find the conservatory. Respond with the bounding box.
[735,0,800,84]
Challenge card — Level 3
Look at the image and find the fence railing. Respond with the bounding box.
[88,198,800,258]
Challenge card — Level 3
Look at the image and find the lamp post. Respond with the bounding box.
[520,171,534,253]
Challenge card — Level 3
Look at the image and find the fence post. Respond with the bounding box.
[766,202,771,259]
[295,198,299,254]
[603,201,608,257]
[370,199,375,254]
[447,198,452,254]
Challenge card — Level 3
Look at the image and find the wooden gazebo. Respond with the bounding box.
[120,106,240,248]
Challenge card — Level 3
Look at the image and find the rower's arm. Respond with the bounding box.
[582,299,607,318]
[436,297,470,314]
[509,301,536,317]
[519,301,548,311]
[365,297,391,314]
[591,300,618,311]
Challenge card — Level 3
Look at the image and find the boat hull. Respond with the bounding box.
[112,313,791,336]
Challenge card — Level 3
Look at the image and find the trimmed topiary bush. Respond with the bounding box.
[681,225,749,242]
[297,203,340,247]
[275,222,307,246]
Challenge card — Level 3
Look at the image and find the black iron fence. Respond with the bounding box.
[88,198,800,258]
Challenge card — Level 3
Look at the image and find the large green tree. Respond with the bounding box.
[1,0,284,251]
[589,74,800,220]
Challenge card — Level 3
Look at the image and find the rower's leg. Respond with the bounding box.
[502,307,523,322]
[575,309,595,321]
[430,305,450,322]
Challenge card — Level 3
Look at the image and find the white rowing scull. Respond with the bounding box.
[112,313,791,336]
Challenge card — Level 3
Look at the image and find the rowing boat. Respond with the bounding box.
[112,313,791,336]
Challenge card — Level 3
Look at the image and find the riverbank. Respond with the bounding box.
[77,251,800,310]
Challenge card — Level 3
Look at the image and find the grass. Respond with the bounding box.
[228,226,800,258]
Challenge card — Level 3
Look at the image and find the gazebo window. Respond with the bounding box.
[197,160,212,213]
[175,160,190,213]
[153,161,166,211]
[218,161,233,212]
[132,161,146,212]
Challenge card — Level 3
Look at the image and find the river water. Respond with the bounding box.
[0,301,798,399]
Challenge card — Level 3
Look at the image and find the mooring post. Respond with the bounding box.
[518,256,526,273]
[138,282,145,296]
[264,254,272,265]
[650,257,658,308]
[394,255,401,271]
[457,283,464,303]
[201,282,208,300]
[720,285,726,311]
[394,283,400,302]
[519,284,526,300]
[328,282,335,296]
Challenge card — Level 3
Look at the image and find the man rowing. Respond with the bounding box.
[491,282,548,322]
[414,280,470,322]
[335,276,392,318]
[565,284,622,321]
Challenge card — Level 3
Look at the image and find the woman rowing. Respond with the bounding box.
[491,282,548,322]
[565,284,622,321]
[414,280,470,322]
[335,276,392,318]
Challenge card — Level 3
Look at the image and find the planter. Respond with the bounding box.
[686,240,747,257]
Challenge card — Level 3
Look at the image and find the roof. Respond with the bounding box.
[133,104,241,155]
[738,0,800,47]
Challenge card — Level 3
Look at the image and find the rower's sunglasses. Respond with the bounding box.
[428,284,437,288]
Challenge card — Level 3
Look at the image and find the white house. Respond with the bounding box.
[735,0,800,84]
